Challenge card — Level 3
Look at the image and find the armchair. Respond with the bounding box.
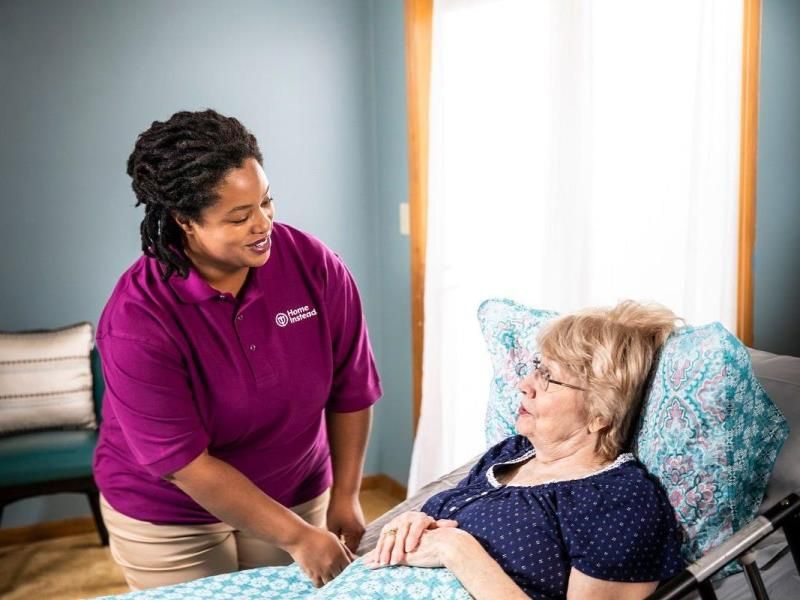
[0,349,108,545]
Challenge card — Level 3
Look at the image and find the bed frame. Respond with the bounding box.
[651,493,800,600]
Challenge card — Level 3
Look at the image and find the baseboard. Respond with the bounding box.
[361,474,407,500]
[0,516,98,547]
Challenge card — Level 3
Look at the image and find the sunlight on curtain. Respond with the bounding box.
[408,0,744,493]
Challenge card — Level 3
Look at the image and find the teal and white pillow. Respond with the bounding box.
[476,298,789,571]
[634,323,789,568]
[477,298,558,446]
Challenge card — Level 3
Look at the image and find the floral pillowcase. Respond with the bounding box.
[634,323,789,566]
[477,298,789,569]
[477,298,559,446]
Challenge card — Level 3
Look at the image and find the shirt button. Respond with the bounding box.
[249,344,256,351]
[237,314,244,321]
[218,295,226,301]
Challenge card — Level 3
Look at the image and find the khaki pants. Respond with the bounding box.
[100,490,329,591]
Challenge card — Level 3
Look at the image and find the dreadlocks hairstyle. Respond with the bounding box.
[127,109,264,280]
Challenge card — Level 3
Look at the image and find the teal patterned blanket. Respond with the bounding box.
[99,559,472,599]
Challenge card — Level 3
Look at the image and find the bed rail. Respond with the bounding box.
[649,493,800,600]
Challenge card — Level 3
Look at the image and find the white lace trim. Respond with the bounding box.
[486,451,636,489]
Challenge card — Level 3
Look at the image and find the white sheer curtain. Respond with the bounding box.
[408,0,744,494]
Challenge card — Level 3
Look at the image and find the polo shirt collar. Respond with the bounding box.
[168,264,265,306]
[168,267,222,304]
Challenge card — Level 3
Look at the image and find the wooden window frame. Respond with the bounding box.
[406,0,760,432]
[405,0,433,434]
[737,0,761,346]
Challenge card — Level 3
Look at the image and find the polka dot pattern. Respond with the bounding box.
[421,436,685,599]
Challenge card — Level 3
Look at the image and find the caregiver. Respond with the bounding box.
[93,109,382,590]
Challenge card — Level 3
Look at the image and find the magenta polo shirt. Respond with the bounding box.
[93,223,382,524]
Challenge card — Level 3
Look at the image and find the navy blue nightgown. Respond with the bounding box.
[420,435,684,599]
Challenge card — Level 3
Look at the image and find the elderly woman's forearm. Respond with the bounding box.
[442,535,529,600]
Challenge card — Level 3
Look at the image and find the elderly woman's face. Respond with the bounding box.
[516,356,590,444]
[177,158,275,272]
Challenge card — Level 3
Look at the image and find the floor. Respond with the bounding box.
[0,488,402,600]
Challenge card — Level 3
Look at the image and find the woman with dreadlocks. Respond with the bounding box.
[93,109,382,591]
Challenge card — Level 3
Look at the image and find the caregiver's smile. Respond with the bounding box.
[176,157,276,282]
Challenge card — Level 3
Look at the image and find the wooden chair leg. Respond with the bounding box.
[86,490,109,546]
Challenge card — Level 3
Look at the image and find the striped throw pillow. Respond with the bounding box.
[0,322,96,435]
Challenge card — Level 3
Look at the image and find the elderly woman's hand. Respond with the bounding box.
[368,511,458,566]
[365,526,476,570]
[399,527,472,568]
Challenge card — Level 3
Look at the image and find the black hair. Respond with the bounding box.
[127,109,264,280]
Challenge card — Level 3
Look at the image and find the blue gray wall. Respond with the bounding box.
[754,0,800,358]
[0,0,413,527]
[5,0,793,530]
[367,0,414,489]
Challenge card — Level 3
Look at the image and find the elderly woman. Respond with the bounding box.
[365,301,685,599]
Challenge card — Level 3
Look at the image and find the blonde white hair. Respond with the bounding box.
[537,300,681,460]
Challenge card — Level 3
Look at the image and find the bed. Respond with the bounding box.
[360,347,800,600]
[98,344,799,600]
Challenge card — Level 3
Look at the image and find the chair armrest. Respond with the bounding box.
[91,348,105,423]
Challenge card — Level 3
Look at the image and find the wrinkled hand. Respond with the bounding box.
[368,511,458,567]
[326,493,366,554]
[286,526,353,588]
[365,527,470,569]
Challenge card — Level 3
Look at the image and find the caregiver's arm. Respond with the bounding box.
[326,406,372,552]
[167,451,350,587]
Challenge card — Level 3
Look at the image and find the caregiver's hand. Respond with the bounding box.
[326,492,366,554]
[286,526,353,588]
[372,511,458,566]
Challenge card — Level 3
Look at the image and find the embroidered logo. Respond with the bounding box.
[275,305,318,327]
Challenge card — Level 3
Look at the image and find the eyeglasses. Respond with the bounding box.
[515,353,587,392]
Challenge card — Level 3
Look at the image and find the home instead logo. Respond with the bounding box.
[275,305,318,328]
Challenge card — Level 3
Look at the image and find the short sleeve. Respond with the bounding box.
[98,332,209,478]
[558,468,685,582]
[323,251,382,412]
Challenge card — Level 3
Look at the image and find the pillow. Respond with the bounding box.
[96,561,471,600]
[748,348,800,510]
[634,323,789,569]
[0,322,97,435]
[477,298,558,446]
[477,298,789,572]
